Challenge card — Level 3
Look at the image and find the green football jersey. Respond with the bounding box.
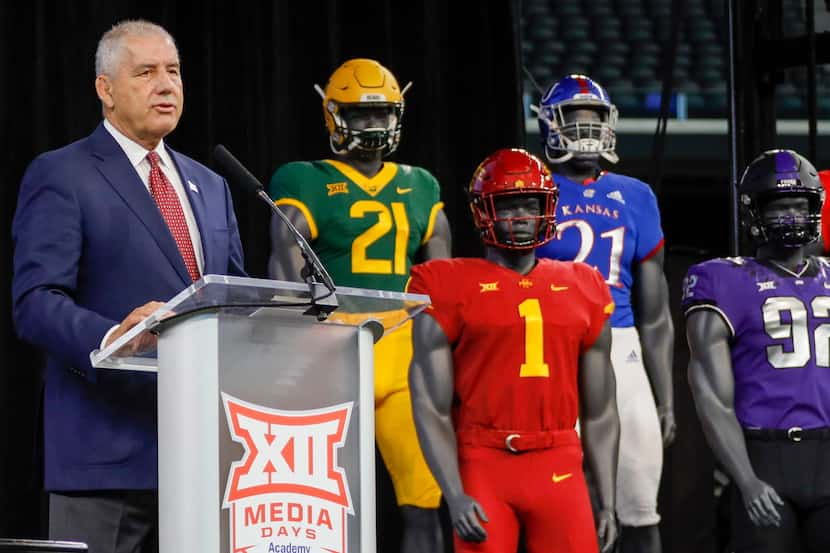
[269,159,443,292]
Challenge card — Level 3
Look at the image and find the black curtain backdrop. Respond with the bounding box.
[0,0,524,543]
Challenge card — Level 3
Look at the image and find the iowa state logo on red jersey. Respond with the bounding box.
[222,393,354,553]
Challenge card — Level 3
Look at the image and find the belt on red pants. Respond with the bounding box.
[457,428,580,453]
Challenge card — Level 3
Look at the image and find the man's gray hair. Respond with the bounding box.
[95,20,178,77]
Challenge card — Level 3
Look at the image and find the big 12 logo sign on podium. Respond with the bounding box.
[222,394,354,553]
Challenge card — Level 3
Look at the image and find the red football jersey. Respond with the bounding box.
[408,257,613,434]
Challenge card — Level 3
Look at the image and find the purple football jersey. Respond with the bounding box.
[682,256,830,429]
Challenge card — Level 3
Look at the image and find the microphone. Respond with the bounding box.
[212,144,338,319]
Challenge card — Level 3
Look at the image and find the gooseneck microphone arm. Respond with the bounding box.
[253,187,336,288]
[212,145,338,319]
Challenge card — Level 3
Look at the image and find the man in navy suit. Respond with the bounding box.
[11,20,246,553]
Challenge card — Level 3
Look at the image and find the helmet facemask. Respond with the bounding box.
[326,101,404,156]
[471,190,558,250]
[538,100,619,165]
[743,191,823,248]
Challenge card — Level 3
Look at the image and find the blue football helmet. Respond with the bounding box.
[535,74,619,165]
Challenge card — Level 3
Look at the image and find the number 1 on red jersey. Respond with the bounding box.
[519,298,550,377]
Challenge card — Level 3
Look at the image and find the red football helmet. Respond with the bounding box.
[468,148,558,249]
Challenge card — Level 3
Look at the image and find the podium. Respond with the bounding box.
[90,275,430,553]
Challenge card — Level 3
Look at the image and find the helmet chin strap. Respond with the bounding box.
[331,128,387,154]
[601,150,619,164]
[766,228,819,248]
[545,145,618,165]
[347,130,390,153]
[328,134,345,155]
[544,148,573,164]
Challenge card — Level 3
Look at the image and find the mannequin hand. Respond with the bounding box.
[740,478,784,527]
[447,494,488,542]
[596,508,618,552]
[657,404,677,447]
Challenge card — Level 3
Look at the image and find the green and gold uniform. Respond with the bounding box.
[269,158,443,508]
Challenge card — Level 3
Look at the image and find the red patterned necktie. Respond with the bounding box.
[146,151,201,282]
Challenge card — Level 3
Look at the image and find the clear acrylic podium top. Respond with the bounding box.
[89,274,430,372]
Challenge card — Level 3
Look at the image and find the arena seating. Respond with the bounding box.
[521,0,830,118]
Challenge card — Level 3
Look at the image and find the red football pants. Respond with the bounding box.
[455,440,598,553]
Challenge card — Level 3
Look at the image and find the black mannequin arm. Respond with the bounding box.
[579,321,620,552]
[631,248,676,445]
[417,209,452,261]
[409,313,488,542]
[267,205,310,281]
[686,309,784,527]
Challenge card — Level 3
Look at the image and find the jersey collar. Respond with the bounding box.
[324,159,399,197]
[581,170,608,186]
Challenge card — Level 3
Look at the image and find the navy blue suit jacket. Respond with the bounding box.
[12,123,247,491]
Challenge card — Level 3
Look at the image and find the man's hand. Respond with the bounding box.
[596,508,618,552]
[657,404,677,447]
[740,478,785,527]
[105,301,165,355]
[447,494,488,543]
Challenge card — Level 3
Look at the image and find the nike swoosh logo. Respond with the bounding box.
[551,472,573,483]
[397,187,413,194]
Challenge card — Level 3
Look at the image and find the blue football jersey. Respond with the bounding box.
[682,256,830,429]
[536,172,664,327]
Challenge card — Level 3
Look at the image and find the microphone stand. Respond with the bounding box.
[254,189,338,320]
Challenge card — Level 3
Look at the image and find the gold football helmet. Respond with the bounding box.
[315,58,411,156]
